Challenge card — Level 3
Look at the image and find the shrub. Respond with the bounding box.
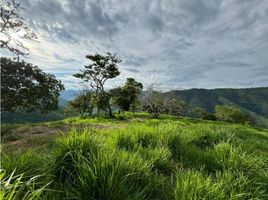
[215,104,250,124]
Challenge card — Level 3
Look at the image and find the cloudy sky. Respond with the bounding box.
[3,0,268,89]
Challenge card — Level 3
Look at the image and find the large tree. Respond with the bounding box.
[0,0,37,58]
[124,78,143,113]
[74,52,121,117]
[111,78,143,113]
[141,86,168,118]
[1,57,64,112]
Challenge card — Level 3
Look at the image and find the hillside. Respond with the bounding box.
[167,87,268,128]
[1,113,268,199]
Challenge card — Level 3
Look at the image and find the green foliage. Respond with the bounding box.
[73,52,121,93]
[73,53,121,117]
[111,78,143,113]
[215,104,250,124]
[94,91,112,115]
[68,92,93,116]
[1,57,64,113]
[188,106,216,120]
[167,87,268,128]
[110,87,130,111]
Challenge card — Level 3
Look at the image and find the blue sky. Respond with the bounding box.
[2,0,268,90]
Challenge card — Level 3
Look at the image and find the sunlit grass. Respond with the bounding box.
[1,113,268,199]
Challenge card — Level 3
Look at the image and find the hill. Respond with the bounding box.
[59,89,78,105]
[166,87,268,128]
[1,113,268,199]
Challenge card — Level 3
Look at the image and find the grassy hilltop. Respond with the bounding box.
[1,113,268,199]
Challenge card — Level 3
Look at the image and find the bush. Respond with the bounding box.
[188,107,216,121]
[215,104,250,124]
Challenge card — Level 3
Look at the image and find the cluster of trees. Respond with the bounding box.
[66,53,143,117]
[0,51,252,126]
[188,104,250,124]
[67,57,188,119]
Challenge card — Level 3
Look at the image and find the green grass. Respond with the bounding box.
[1,113,268,199]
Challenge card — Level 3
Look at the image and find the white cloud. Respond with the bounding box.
[13,0,268,89]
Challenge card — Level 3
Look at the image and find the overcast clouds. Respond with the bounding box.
[3,0,268,89]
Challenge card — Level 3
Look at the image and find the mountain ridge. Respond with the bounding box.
[165,87,268,128]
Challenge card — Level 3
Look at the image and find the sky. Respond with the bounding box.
[2,0,268,90]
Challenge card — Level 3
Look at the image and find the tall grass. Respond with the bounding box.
[0,169,50,200]
[1,115,268,199]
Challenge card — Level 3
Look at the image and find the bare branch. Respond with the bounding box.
[0,0,37,58]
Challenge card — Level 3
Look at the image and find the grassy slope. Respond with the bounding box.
[1,113,268,199]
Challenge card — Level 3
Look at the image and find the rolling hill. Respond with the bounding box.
[166,87,268,128]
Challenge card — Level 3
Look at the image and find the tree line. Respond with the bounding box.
[1,53,251,125]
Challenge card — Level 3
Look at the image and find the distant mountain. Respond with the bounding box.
[60,89,78,101]
[165,87,268,128]
[59,89,79,105]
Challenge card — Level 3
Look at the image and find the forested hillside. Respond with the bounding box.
[167,87,268,128]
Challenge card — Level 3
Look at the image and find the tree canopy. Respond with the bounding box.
[73,52,121,117]
[111,78,143,113]
[74,52,121,94]
[1,57,64,112]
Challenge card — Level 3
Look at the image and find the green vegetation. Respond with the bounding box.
[1,58,64,113]
[1,113,268,199]
[1,3,267,199]
[167,87,268,128]
[111,78,143,113]
[215,104,250,124]
[73,52,121,117]
[67,92,94,117]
